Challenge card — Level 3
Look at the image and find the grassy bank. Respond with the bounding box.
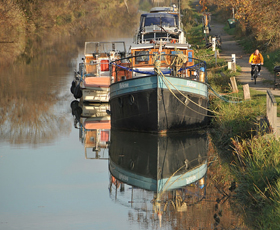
[209,81,280,229]
[182,2,280,229]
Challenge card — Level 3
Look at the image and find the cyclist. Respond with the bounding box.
[249,49,264,80]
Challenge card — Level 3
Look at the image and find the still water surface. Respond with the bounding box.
[0,36,247,230]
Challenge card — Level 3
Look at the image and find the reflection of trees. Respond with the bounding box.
[0,0,141,146]
[0,99,71,146]
[0,0,140,69]
[0,1,26,67]
[0,38,76,146]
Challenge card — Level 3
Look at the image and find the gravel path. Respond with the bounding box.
[203,12,280,136]
[209,18,280,96]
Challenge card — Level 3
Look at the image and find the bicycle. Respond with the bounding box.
[251,63,261,85]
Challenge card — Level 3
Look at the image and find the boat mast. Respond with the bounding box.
[178,0,181,27]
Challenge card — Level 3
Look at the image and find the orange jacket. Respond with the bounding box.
[249,53,264,64]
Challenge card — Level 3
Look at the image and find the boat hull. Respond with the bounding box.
[110,75,209,133]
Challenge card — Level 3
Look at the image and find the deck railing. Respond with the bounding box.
[110,53,207,83]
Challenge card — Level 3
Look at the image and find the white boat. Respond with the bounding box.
[70,100,110,159]
[71,41,126,102]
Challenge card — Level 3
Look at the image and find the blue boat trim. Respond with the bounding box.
[109,160,207,192]
[109,160,157,191]
[158,162,207,192]
[110,75,208,99]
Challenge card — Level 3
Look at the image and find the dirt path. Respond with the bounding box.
[208,16,280,96]
[204,12,280,136]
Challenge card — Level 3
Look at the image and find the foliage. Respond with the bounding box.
[0,0,26,66]
[231,135,280,229]
[182,1,280,228]
[0,0,141,68]
[201,0,280,51]
[264,50,280,73]
[209,69,280,228]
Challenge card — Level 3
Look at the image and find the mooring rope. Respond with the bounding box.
[161,72,221,115]
[154,56,219,117]
[206,83,243,103]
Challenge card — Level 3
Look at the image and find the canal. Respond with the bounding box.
[0,36,248,229]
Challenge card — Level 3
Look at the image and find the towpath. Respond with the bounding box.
[200,11,280,136]
[208,17,280,96]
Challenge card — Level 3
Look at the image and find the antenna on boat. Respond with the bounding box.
[178,0,181,27]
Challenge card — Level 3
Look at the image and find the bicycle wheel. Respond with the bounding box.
[254,66,257,84]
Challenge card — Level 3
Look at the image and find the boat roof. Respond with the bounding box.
[130,43,190,50]
[150,6,178,13]
[84,41,126,55]
[140,12,178,18]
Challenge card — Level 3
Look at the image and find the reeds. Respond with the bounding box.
[231,134,280,229]
[209,69,280,228]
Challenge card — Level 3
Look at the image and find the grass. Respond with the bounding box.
[264,49,280,72]
[181,3,280,229]
[209,69,280,229]
[223,24,236,36]
[230,135,280,229]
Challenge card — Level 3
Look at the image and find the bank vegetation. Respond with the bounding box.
[181,1,280,229]
[199,0,280,73]
[0,0,149,69]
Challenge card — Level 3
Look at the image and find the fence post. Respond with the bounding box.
[266,90,277,134]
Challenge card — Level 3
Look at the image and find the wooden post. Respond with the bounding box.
[215,50,217,66]
[230,77,238,93]
[243,84,251,100]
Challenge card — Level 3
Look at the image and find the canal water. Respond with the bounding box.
[0,36,248,230]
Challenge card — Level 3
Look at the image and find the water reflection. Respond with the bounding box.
[0,37,78,146]
[0,100,71,146]
[109,130,208,227]
[70,100,110,159]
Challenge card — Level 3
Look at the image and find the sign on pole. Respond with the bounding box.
[232,54,236,72]
[212,38,216,51]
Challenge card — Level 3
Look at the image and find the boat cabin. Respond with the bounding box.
[149,5,178,13]
[135,13,185,44]
[110,43,206,83]
[83,41,126,78]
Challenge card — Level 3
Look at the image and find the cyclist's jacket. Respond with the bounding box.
[249,52,264,64]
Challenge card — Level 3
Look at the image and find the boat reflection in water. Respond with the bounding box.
[109,130,208,226]
[70,100,110,159]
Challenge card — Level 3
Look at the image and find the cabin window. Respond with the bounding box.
[135,51,149,64]
[156,33,168,39]
[143,33,154,41]
[188,51,193,62]
[143,14,177,27]
[144,17,160,26]
[171,51,183,63]
[100,59,109,71]
[161,17,175,27]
